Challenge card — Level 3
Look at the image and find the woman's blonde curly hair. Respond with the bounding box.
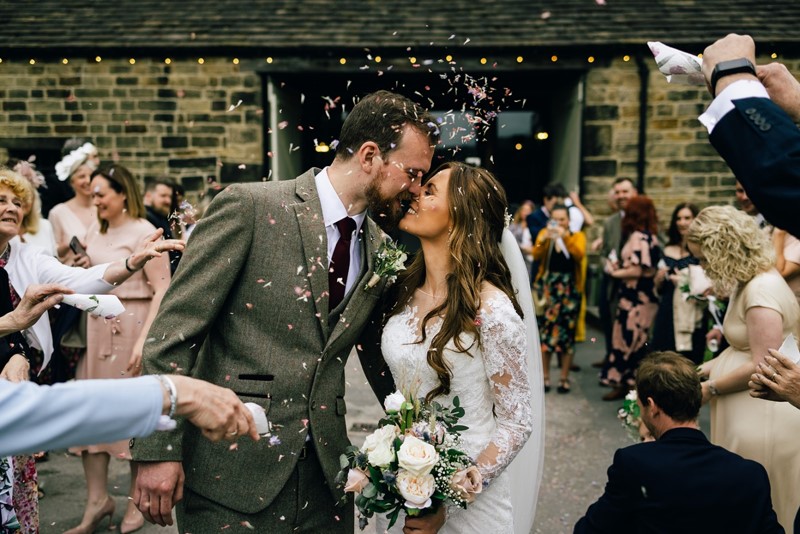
[686,205,774,296]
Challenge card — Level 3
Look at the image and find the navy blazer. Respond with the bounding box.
[574,428,783,533]
[710,97,800,237]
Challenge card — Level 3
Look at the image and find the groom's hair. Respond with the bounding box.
[335,90,439,160]
[636,351,701,423]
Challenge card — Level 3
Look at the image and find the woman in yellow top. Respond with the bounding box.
[532,204,586,393]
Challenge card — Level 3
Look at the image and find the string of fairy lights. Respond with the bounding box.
[5,51,779,67]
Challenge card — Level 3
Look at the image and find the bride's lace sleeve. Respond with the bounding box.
[474,292,533,484]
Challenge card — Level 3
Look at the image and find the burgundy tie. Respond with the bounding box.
[329,217,356,311]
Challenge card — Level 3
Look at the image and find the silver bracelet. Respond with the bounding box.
[155,375,178,419]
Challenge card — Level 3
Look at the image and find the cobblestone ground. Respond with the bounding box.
[36,325,708,533]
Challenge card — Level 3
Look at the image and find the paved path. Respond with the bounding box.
[36,325,708,533]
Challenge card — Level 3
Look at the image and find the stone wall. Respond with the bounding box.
[582,55,800,241]
[1,53,798,218]
[0,57,263,191]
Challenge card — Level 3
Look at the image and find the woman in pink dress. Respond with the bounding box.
[48,144,99,382]
[49,143,99,267]
[67,164,173,534]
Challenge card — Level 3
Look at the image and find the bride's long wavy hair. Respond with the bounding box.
[385,162,523,401]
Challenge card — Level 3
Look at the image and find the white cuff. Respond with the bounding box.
[698,80,770,134]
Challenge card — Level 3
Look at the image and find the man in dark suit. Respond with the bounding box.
[527,183,567,247]
[699,33,800,237]
[144,177,182,273]
[575,351,783,533]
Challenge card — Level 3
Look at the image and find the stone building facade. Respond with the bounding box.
[2,1,800,238]
[0,57,263,194]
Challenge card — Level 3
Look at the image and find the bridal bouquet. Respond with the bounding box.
[337,391,481,530]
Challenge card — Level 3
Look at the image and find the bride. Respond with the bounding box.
[376,162,544,533]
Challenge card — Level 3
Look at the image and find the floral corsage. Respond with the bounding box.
[365,240,407,289]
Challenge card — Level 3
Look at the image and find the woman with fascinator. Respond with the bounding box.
[46,144,100,383]
[374,162,544,533]
[49,142,99,267]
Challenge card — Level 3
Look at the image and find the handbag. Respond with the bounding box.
[532,239,554,317]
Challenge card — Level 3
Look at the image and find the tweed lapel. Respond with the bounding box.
[325,216,384,353]
[291,169,330,344]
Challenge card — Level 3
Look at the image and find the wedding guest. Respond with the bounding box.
[600,195,660,401]
[132,91,439,532]
[67,164,173,534]
[0,167,181,534]
[699,34,800,237]
[567,191,595,345]
[651,203,707,364]
[508,200,535,279]
[772,228,800,306]
[527,184,566,247]
[1,376,258,458]
[594,178,638,363]
[576,351,782,534]
[691,206,800,529]
[144,178,181,273]
[751,349,800,411]
[378,162,538,533]
[47,144,98,382]
[7,159,56,257]
[532,204,585,394]
[50,143,98,266]
[0,283,256,458]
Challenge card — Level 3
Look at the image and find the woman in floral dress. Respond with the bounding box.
[600,195,660,401]
[532,204,585,394]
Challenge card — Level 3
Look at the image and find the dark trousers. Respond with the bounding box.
[176,444,353,533]
[598,274,616,356]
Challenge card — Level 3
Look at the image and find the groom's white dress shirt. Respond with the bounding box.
[315,167,366,298]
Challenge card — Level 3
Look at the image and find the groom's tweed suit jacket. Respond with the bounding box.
[132,168,393,513]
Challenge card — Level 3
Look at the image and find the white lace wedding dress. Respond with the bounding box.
[375,288,533,534]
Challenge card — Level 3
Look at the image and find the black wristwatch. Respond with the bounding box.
[711,58,757,97]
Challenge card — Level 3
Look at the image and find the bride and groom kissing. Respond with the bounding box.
[129,90,543,533]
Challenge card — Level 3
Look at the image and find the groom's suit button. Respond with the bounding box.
[310,401,316,410]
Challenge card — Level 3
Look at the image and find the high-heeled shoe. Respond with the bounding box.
[63,496,115,534]
[120,511,144,534]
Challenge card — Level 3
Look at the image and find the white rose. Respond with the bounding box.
[361,424,398,467]
[396,469,436,510]
[384,391,406,412]
[397,435,439,476]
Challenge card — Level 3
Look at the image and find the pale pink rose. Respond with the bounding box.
[344,468,370,494]
[450,465,483,503]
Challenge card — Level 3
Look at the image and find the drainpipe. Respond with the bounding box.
[635,54,649,194]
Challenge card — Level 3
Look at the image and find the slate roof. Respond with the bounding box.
[3,0,800,54]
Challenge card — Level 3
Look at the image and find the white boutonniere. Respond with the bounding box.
[365,240,407,289]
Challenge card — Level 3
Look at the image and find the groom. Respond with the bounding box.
[131,90,439,532]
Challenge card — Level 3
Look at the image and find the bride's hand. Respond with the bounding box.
[403,505,446,534]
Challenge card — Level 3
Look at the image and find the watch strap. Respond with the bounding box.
[711,58,756,97]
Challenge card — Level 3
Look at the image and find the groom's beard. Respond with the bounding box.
[365,178,408,234]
